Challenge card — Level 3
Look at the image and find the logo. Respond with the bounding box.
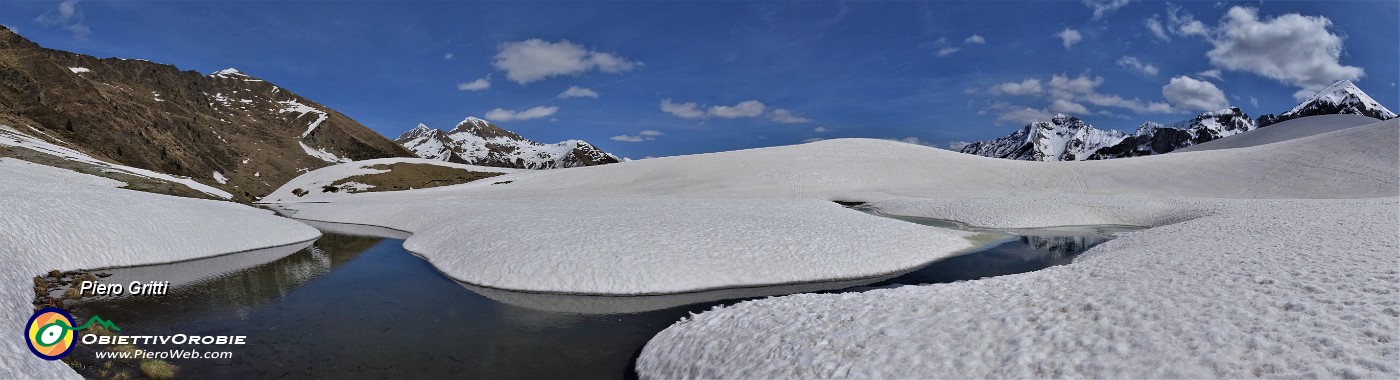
[25,307,120,360]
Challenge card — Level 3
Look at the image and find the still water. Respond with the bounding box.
[67,217,1132,379]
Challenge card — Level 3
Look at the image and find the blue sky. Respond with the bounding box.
[2,1,1396,158]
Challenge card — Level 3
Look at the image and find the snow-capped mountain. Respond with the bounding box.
[0,26,412,201]
[958,114,1126,161]
[396,117,620,169]
[962,108,1258,161]
[1088,107,1256,159]
[1261,80,1397,126]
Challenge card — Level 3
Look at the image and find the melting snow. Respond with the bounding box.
[212,171,228,184]
[0,124,232,199]
[67,67,90,74]
[278,99,329,138]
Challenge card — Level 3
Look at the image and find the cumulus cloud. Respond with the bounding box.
[1056,28,1083,49]
[1083,0,1132,20]
[34,0,89,39]
[937,47,962,57]
[1145,15,1170,41]
[1049,99,1090,114]
[660,99,705,119]
[965,34,986,44]
[484,106,558,122]
[984,74,1177,122]
[662,98,810,122]
[493,39,640,84]
[770,109,811,124]
[1197,69,1223,80]
[1162,76,1228,112]
[709,100,767,118]
[558,86,599,99]
[1116,56,1160,76]
[457,75,491,91]
[1204,7,1364,99]
[989,79,1044,96]
[610,135,645,142]
[1166,3,1209,37]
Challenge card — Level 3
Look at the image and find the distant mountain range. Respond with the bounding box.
[395,117,620,169]
[0,25,412,201]
[960,80,1395,161]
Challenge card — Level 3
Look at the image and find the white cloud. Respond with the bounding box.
[558,86,599,99]
[1249,96,1259,107]
[1048,99,1090,115]
[1197,69,1223,80]
[709,100,766,118]
[493,39,640,84]
[34,0,89,39]
[813,126,830,133]
[1056,28,1083,49]
[1048,73,1103,95]
[457,75,491,91]
[1166,3,1209,37]
[1145,15,1170,41]
[948,140,972,151]
[770,109,811,124]
[936,47,962,57]
[442,53,455,60]
[1162,76,1229,112]
[990,79,1044,96]
[1116,56,1160,76]
[660,99,705,119]
[965,34,986,44]
[613,130,663,142]
[484,106,558,122]
[1083,0,1132,20]
[1204,7,1364,99]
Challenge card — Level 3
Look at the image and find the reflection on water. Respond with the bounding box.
[69,232,720,379]
[69,216,1135,379]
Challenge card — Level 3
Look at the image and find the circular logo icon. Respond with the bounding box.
[26,307,76,360]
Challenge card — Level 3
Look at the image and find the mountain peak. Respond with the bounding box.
[1281,80,1395,121]
[396,115,620,169]
[210,68,249,78]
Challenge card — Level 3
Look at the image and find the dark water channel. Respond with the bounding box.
[66,215,1134,379]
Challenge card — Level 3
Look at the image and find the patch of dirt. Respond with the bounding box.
[320,163,503,194]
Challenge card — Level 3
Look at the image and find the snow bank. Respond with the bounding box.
[1177,114,1380,152]
[638,198,1399,378]
[0,158,318,378]
[268,117,1397,377]
[288,197,974,294]
[0,124,233,199]
[260,157,521,202]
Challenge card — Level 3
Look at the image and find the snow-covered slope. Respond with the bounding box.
[395,117,620,169]
[1177,114,1380,153]
[1275,80,1397,122]
[0,158,318,379]
[261,157,521,203]
[269,118,1397,378]
[958,114,1126,161]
